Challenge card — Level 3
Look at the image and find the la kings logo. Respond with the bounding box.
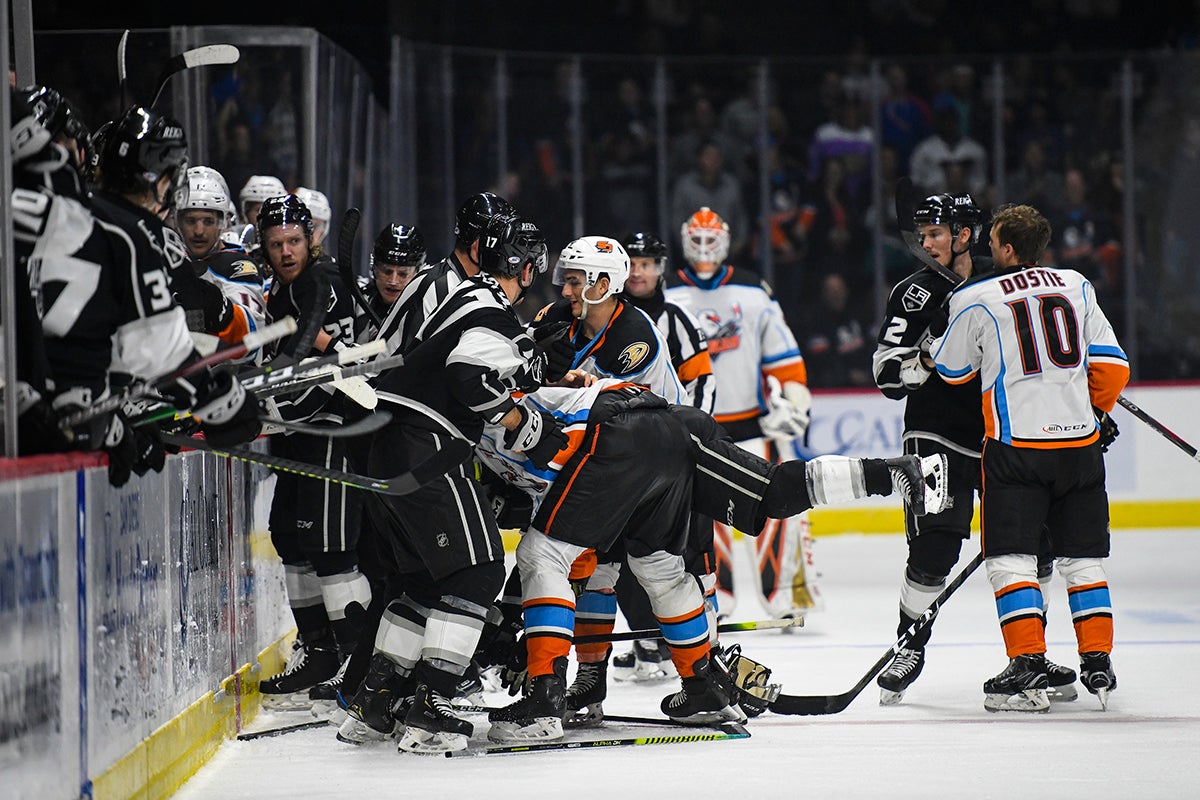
[902,284,932,312]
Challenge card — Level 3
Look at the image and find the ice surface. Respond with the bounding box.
[173,529,1200,799]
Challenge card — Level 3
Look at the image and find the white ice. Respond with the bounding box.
[173,528,1200,799]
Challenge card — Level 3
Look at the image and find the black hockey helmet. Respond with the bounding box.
[98,105,188,205]
[622,231,668,276]
[21,85,90,145]
[256,194,315,240]
[454,191,513,250]
[478,212,547,279]
[372,223,427,269]
[913,193,983,245]
[9,86,53,163]
[84,120,113,184]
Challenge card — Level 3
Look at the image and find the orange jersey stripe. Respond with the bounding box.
[1088,361,1130,413]
[982,388,998,440]
[1010,430,1099,449]
[568,550,598,582]
[763,361,808,385]
[544,429,602,536]
[1000,616,1046,658]
[522,596,576,611]
[217,306,252,347]
[1073,616,1113,654]
[714,408,761,424]
[677,350,713,383]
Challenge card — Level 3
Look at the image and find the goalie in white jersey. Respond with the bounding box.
[929,203,1129,712]
[665,207,818,620]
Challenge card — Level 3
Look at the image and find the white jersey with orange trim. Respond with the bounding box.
[476,379,635,515]
[930,263,1129,448]
[664,264,805,436]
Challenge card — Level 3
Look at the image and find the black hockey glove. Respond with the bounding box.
[499,631,529,696]
[532,322,575,384]
[15,384,72,455]
[477,604,525,672]
[503,405,568,470]
[1095,407,1120,452]
[192,370,263,447]
[171,267,234,333]
[100,413,139,488]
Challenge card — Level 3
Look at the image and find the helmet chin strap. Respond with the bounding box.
[577,280,613,319]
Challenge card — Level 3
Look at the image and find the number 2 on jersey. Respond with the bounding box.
[1005,294,1081,375]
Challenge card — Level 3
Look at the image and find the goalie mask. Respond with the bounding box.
[555,236,631,309]
[681,207,730,274]
[98,105,189,209]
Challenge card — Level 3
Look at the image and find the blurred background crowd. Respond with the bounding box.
[26,0,1200,387]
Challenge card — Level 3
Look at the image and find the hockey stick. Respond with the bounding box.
[239,339,387,392]
[235,720,328,741]
[445,723,749,758]
[57,317,297,430]
[149,44,240,108]
[895,176,964,286]
[159,431,473,496]
[258,410,392,438]
[337,207,383,330]
[1117,395,1200,462]
[117,30,129,109]
[253,352,406,400]
[769,551,982,715]
[572,616,804,646]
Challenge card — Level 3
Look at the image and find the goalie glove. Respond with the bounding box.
[503,404,568,470]
[760,375,812,443]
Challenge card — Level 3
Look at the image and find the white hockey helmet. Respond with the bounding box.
[176,166,232,226]
[681,206,731,269]
[554,236,630,302]
[239,174,286,216]
[294,187,332,227]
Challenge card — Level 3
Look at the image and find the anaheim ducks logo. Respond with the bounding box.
[618,341,650,372]
[595,240,614,253]
[229,260,259,279]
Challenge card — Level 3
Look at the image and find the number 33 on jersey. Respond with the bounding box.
[929,264,1129,448]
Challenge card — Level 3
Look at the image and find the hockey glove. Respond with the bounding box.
[532,322,576,384]
[101,413,139,488]
[760,376,812,444]
[192,370,263,447]
[499,632,529,696]
[477,604,525,672]
[1095,406,1120,452]
[15,383,72,455]
[503,405,568,470]
[899,353,933,389]
[171,267,234,334]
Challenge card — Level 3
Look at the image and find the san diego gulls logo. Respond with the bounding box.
[618,342,650,372]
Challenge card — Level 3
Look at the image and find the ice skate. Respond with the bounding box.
[259,640,340,711]
[613,640,676,683]
[886,454,948,516]
[877,647,924,705]
[1080,651,1116,710]
[564,656,608,727]
[451,661,487,710]
[336,654,402,744]
[661,658,748,725]
[310,656,352,723]
[1045,657,1079,702]
[487,665,568,743]
[398,683,473,754]
[983,654,1050,713]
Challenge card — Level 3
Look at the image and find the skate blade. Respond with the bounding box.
[335,715,394,744]
[1047,684,1078,702]
[984,689,1050,713]
[1096,687,1110,711]
[564,704,604,728]
[878,688,906,706]
[398,727,469,754]
[667,704,748,726]
[487,716,565,743]
[310,699,342,721]
[261,692,313,711]
[613,664,673,683]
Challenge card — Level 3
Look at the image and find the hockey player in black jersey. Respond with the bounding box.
[173,166,265,352]
[255,194,372,708]
[872,192,1077,703]
[24,100,260,484]
[336,212,571,754]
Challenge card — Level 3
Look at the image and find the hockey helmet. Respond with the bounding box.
[256,194,315,240]
[99,105,188,206]
[294,187,332,227]
[21,85,90,147]
[9,86,53,163]
[454,191,513,250]
[622,231,668,275]
[372,224,427,269]
[681,207,731,268]
[478,212,547,280]
[176,166,233,227]
[913,193,983,245]
[555,236,631,300]
[239,175,287,216]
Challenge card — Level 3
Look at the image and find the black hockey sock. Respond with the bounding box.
[293,604,331,645]
[861,459,894,496]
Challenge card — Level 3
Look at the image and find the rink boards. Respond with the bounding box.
[2,384,1196,800]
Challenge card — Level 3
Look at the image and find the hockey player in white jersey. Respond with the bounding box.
[665,207,818,620]
[929,203,1128,712]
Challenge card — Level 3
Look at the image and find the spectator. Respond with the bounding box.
[1047,168,1122,303]
[909,101,989,196]
[801,273,872,388]
[1006,141,1065,217]
[807,92,875,208]
[880,63,932,173]
[670,139,749,261]
[803,156,867,289]
[669,96,740,182]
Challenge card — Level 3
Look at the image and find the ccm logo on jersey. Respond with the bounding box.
[902,284,932,312]
[1043,422,1092,434]
[618,342,650,372]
